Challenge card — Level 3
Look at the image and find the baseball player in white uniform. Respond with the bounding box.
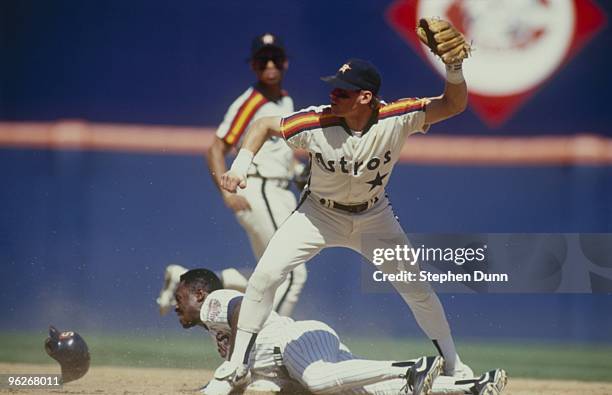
[157,33,307,317]
[174,268,508,395]
[220,20,474,386]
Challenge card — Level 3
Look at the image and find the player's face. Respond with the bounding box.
[252,49,287,86]
[329,88,365,116]
[174,283,204,328]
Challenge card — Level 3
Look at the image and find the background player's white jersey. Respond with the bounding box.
[215,86,307,315]
[280,99,429,204]
[216,86,294,179]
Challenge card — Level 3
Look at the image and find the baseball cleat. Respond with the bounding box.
[403,356,444,395]
[470,369,508,395]
[156,264,188,315]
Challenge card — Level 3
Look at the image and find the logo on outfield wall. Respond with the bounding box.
[387,0,606,127]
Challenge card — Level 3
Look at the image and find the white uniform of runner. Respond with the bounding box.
[237,98,453,355]
[201,289,408,394]
[215,86,307,315]
[201,289,477,395]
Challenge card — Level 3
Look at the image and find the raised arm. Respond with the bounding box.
[221,116,282,193]
[416,17,470,125]
[424,68,467,125]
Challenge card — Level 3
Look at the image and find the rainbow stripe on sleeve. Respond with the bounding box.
[223,91,268,145]
[378,98,425,120]
[281,108,342,139]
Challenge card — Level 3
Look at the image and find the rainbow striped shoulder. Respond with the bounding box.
[281,107,342,139]
[378,98,426,121]
[223,90,268,145]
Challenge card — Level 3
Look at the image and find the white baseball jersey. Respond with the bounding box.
[200,289,293,371]
[280,98,429,204]
[235,96,455,368]
[216,86,294,179]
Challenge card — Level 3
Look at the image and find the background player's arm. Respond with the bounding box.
[240,116,282,156]
[423,78,467,125]
[207,138,251,212]
[221,116,282,193]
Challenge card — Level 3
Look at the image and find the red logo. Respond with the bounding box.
[387,0,606,127]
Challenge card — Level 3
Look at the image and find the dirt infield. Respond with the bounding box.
[1,363,611,395]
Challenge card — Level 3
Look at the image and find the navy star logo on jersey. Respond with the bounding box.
[365,171,388,191]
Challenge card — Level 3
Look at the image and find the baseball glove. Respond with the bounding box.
[416,18,470,64]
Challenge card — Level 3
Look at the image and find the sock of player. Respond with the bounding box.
[229,329,257,365]
[433,337,458,374]
[230,274,281,365]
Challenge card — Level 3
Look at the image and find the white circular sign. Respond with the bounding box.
[417,0,575,96]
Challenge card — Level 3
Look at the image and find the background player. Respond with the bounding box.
[220,19,473,382]
[174,268,508,395]
[157,33,307,317]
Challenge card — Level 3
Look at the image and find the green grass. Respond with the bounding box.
[0,331,217,370]
[2,332,611,382]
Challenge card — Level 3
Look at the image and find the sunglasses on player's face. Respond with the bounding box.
[253,55,286,70]
[331,88,360,99]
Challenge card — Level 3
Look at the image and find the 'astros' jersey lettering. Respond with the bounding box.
[200,289,293,369]
[216,86,294,179]
[280,98,429,204]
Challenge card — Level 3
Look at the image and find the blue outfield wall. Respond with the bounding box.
[1,149,611,342]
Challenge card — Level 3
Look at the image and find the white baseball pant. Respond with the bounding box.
[234,176,307,316]
[280,320,412,394]
[238,194,452,347]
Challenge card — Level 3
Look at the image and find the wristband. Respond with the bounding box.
[446,63,465,84]
[230,149,254,179]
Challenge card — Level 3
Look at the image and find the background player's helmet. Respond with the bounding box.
[44,325,90,383]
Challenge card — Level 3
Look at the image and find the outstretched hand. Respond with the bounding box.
[221,171,247,193]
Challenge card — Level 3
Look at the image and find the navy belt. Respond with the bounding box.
[319,196,379,213]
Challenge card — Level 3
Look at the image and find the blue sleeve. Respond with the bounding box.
[227,296,243,329]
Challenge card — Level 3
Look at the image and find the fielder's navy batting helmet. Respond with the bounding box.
[44,325,90,383]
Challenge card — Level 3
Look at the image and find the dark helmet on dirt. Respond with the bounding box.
[44,325,90,383]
